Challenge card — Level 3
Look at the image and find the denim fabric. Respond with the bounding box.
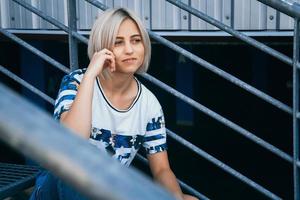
[29,170,59,200]
[29,170,87,200]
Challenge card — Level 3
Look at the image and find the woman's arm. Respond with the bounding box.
[60,49,115,138]
[147,151,183,199]
[60,73,96,138]
[148,151,198,200]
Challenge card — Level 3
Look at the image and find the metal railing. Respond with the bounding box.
[292,17,300,200]
[0,83,177,200]
[0,0,299,199]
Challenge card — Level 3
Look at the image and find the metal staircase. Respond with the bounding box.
[0,0,299,199]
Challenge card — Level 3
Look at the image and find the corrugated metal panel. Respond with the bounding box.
[222,0,232,27]
[0,0,10,28]
[279,0,300,29]
[266,7,276,30]
[39,0,67,29]
[140,0,150,29]
[77,0,150,30]
[31,0,40,29]
[191,0,228,30]
[151,0,184,30]
[234,0,300,30]
[250,1,267,30]
[8,0,34,29]
[0,0,298,32]
[180,0,189,30]
[114,0,148,28]
[234,0,250,30]
[279,13,294,30]
[77,0,99,30]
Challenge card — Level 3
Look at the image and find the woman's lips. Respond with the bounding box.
[122,58,137,63]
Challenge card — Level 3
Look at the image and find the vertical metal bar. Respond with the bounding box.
[67,0,79,70]
[293,17,300,200]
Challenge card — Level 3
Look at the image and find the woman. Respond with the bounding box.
[32,7,197,200]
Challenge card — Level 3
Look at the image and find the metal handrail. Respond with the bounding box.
[1,0,298,198]
[292,18,300,200]
[0,65,54,105]
[257,0,300,19]
[1,22,296,170]
[0,62,283,199]
[0,83,177,200]
[135,153,209,200]
[0,28,69,74]
[0,62,280,199]
[84,1,293,116]
[165,129,281,200]
[10,0,88,44]
[147,31,292,115]
[6,0,295,161]
[165,0,300,70]
[141,73,299,167]
[0,64,210,199]
[164,1,300,199]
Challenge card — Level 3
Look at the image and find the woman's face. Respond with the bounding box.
[112,18,145,74]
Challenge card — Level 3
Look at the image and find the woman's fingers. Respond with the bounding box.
[88,48,116,76]
[101,49,116,72]
[103,54,115,72]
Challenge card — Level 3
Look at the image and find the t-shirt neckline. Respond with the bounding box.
[96,76,141,113]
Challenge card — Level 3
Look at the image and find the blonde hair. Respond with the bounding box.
[87,8,151,74]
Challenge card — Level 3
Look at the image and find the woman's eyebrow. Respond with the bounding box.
[116,34,141,39]
[131,34,141,38]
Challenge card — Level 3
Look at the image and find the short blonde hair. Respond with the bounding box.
[88,8,151,74]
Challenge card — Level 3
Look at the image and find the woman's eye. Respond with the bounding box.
[114,41,123,46]
[132,39,141,44]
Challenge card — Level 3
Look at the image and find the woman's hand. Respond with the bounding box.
[86,48,116,78]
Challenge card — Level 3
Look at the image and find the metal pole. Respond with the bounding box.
[0,28,70,74]
[135,154,210,200]
[165,0,300,69]
[67,0,79,70]
[0,65,55,105]
[293,17,300,200]
[11,0,88,44]
[257,0,300,19]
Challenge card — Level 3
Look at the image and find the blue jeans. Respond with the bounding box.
[29,170,88,200]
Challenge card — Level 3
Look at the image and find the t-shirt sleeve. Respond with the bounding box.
[53,71,82,120]
[143,97,168,155]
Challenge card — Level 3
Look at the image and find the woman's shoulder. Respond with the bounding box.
[138,81,161,108]
[62,68,87,83]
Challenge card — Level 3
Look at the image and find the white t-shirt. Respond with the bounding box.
[54,69,167,166]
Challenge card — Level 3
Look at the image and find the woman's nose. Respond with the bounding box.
[124,42,133,54]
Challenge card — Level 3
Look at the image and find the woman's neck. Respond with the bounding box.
[98,71,136,96]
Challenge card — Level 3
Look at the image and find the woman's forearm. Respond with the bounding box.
[154,169,183,200]
[60,73,95,138]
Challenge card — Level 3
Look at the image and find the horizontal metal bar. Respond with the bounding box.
[257,0,300,19]
[84,0,109,10]
[165,129,281,200]
[0,65,55,105]
[165,0,300,70]
[0,28,70,74]
[11,0,88,44]
[148,31,293,115]
[0,83,177,200]
[4,29,295,37]
[135,154,210,200]
[140,73,299,168]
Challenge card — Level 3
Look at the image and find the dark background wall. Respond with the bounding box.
[0,35,294,199]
